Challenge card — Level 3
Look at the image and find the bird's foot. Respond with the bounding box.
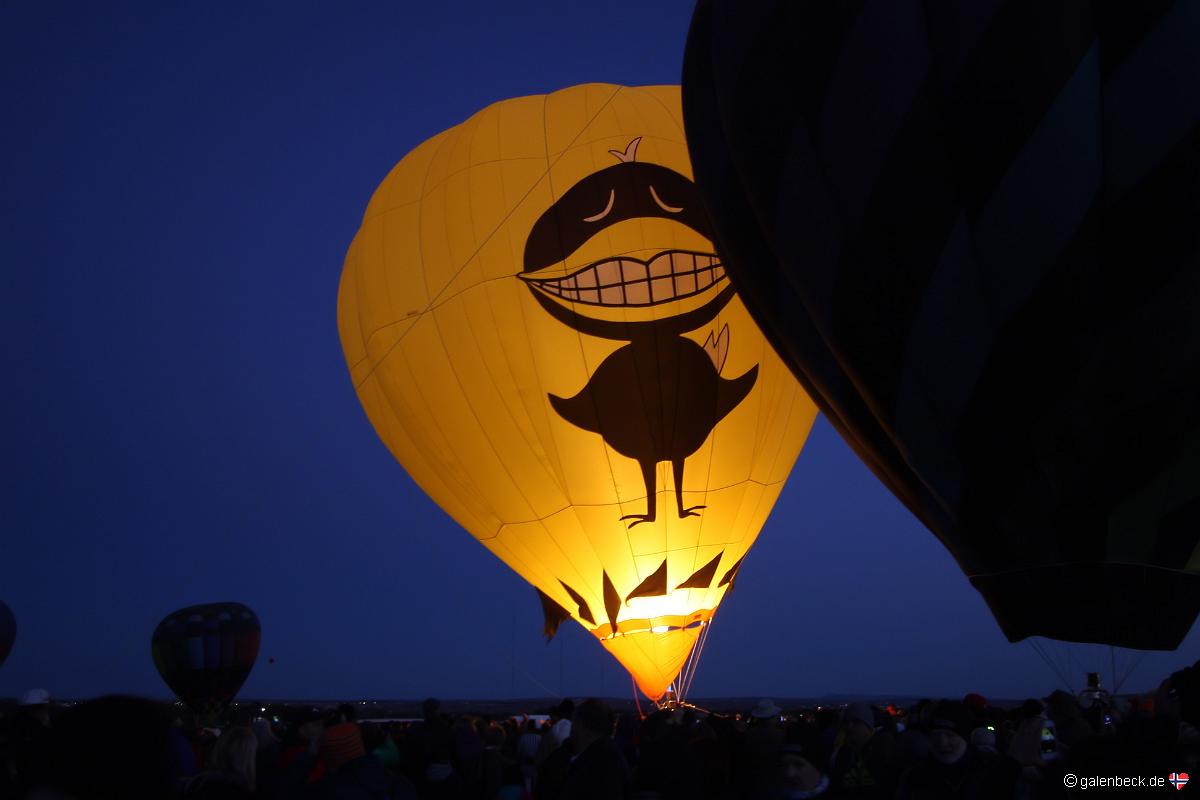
[678,505,706,519]
[620,513,656,529]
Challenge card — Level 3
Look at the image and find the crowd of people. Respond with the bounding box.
[4,661,1200,799]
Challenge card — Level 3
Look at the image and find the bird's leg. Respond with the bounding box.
[620,459,658,528]
[674,457,705,518]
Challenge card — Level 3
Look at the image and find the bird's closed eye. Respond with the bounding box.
[649,185,683,213]
[583,189,615,222]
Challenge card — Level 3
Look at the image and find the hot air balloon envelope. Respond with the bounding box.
[682,0,1200,648]
[151,602,261,718]
[338,84,817,698]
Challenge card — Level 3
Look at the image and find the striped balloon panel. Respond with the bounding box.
[683,0,1200,648]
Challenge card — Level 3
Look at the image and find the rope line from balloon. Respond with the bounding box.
[679,623,704,701]
[1027,637,1072,692]
[677,615,714,704]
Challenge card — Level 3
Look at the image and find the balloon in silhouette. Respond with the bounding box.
[0,601,14,668]
[151,602,260,718]
[338,83,818,699]
[682,0,1200,648]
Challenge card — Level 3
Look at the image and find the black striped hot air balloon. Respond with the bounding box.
[151,602,260,720]
[682,0,1200,649]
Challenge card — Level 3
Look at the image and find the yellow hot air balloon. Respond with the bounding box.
[338,84,817,700]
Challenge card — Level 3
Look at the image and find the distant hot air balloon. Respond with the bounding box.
[151,602,260,719]
[682,0,1200,648]
[0,601,15,668]
[338,84,818,700]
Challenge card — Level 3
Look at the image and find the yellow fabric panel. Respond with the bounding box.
[338,232,368,374]
[338,84,819,700]
[363,130,449,220]
[602,627,703,700]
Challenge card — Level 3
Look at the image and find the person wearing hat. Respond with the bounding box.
[319,721,416,799]
[896,701,1018,799]
[182,725,257,798]
[537,699,633,800]
[738,700,787,798]
[279,719,415,800]
[7,688,52,795]
[928,703,973,767]
[1041,689,1091,751]
[829,702,898,797]
[968,727,997,756]
[752,698,784,721]
[775,742,831,799]
[536,698,576,768]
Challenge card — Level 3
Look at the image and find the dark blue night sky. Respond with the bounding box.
[3,2,1197,702]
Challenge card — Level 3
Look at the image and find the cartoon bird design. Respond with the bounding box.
[521,139,758,527]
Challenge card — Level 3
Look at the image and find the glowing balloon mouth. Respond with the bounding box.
[591,608,713,641]
[520,250,726,307]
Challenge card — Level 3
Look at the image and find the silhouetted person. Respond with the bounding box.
[7,689,53,795]
[738,700,785,799]
[32,695,176,800]
[773,742,830,799]
[184,726,257,799]
[253,717,283,800]
[537,699,574,767]
[296,721,416,800]
[401,698,459,797]
[633,708,704,800]
[829,703,898,797]
[517,718,542,791]
[898,701,1017,800]
[540,699,630,800]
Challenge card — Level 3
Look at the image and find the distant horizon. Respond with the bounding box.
[4,686,1166,709]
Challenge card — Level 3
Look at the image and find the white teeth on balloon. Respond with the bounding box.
[524,251,725,307]
[625,282,651,304]
[650,255,672,277]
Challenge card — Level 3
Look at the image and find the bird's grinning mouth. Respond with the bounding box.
[520,250,726,307]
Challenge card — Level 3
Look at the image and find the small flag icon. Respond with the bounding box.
[1169,772,1190,790]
